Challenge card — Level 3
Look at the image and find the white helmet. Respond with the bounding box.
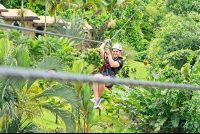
[112,43,122,51]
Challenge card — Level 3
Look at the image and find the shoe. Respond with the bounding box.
[90,98,95,103]
[90,98,104,103]
[93,98,101,109]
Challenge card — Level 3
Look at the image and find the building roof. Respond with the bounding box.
[0,4,93,30]
[33,16,66,26]
[0,4,8,12]
[1,9,40,20]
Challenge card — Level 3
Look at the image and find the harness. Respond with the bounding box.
[100,41,110,76]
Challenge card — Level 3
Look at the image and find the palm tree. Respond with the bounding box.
[46,15,90,44]
[28,0,50,32]
[28,0,70,31]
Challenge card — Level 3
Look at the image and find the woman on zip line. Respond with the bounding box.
[91,39,123,109]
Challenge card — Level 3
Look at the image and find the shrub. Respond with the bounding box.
[81,48,103,73]
[162,49,193,70]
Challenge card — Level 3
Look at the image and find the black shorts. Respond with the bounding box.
[100,71,115,88]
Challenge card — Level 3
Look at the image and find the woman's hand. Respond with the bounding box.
[106,47,111,55]
[105,39,112,44]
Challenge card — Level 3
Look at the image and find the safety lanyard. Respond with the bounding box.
[100,42,109,71]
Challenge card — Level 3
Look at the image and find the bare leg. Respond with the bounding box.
[93,73,104,100]
[98,76,110,98]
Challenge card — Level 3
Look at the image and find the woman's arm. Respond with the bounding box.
[106,47,120,68]
[99,39,111,58]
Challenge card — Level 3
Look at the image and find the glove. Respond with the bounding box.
[105,39,111,44]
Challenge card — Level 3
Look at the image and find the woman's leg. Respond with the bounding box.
[98,76,110,98]
[93,73,105,100]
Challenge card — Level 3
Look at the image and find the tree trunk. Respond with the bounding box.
[45,0,47,32]
[21,0,24,27]
[56,114,58,124]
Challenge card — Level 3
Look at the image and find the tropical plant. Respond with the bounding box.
[0,37,81,133]
[81,48,103,72]
[46,15,90,44]
[28,0,70,22]
[0,117,40,133]
[69,0,108,20]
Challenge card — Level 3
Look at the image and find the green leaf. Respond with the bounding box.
[80,83,91,106]
[14,47,30,67]
[72,60,84,73]
[36,56,63,71]
[27,56,64,92]
[42,103,76,133]
[187,52,194,63]
[0,110,4,119]
[171,112,180,127]
[154,116,168,132]
[0,38,12,65]
[33,85,78,112]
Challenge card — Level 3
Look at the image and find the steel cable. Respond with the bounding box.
[0,66,199,91]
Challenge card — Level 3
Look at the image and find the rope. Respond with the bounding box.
[0,66,200,91]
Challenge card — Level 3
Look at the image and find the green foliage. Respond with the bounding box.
[81,48,103,72]
[157,12,200,53]
[47,15,91,44]
[84,9,109,28]
[0,117,40,133]
[111,4,144,49]
[0,38,12,65]
[135,50,148,62]
[7,29,32,46]
[165,0,200,15]
[140,22,155,41]
[33,84,78,133]
[147,12,200,67]
[162,49,193,70]
[27,35,79,67]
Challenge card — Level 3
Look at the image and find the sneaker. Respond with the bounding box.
[90,98,104,103]
[93,98,101,109]
[90,98,96,103]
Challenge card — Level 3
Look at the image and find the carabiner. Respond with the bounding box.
[104,40,110,51]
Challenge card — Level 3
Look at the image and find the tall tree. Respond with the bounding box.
[28,0,70,25]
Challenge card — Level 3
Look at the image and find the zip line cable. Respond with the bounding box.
[0,23,103,44]
[111,9,139,40]
[0,66,200,91]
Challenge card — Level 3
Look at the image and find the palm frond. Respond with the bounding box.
[13,47,30,68]
[47,15,90,44]
[0,117,40,133]
[26,56,63,92]
[42,103,76,133]
[72,59,84,73]
[0,38,12,65]
[33,84,78,112]
[36,56,63,71]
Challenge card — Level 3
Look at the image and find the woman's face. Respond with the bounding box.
[112,48,121,58]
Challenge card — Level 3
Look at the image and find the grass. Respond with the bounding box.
[129,60,149,80]
[32,109,65,133]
